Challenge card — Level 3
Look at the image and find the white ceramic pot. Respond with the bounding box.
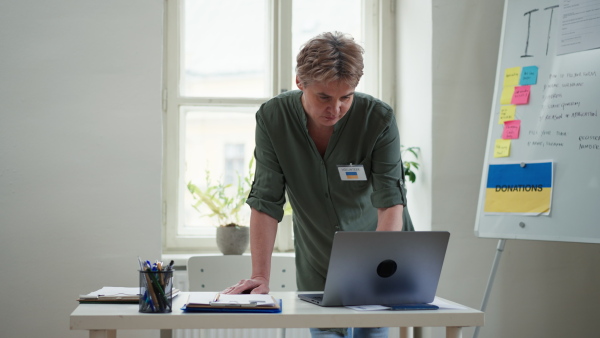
[216,225,249,255]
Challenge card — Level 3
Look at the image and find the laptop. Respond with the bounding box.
[298,231,450,307]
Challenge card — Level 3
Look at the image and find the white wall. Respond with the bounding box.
[0,1,163,337]
[399,1,600,337]
[397,0,433,232]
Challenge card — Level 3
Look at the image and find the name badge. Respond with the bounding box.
[337,164,367,181]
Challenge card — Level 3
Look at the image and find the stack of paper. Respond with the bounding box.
[183,292,281,313]
[78,286,180,304]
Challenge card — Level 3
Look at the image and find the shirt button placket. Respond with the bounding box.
[322,160,339,231]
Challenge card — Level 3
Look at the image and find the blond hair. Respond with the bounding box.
[296,31,364,88]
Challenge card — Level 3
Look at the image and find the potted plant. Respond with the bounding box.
[402,145,420,183]
[187,158,254,255]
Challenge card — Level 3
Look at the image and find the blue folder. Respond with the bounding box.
[182,299,282,313]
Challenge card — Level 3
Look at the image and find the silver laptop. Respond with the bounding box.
[298,231,450,307]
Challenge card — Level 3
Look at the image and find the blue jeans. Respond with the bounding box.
[309,327,389,338]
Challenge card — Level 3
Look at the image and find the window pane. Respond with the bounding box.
[291,0,364,91]
[182,106,257,236]
[182,0,271,98]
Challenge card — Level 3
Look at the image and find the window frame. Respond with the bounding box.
[162,0,397,253]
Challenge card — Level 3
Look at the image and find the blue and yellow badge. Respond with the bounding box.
[345,171,359,179]
[337,164,367,181]
[484,162,553,215]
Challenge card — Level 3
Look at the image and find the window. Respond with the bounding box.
[163,0,397,252]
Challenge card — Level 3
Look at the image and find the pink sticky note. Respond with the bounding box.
[502,120,521,139]
[511,85,531,105]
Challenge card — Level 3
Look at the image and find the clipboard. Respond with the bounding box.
[182,299,282,313]
[182,292,282,313]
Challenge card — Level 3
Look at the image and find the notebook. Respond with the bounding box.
[298,231,450,307]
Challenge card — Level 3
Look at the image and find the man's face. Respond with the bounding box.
[297,78,355,129]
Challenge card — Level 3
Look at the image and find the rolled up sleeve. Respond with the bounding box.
[370,116,407,208]
[246,111,286,222]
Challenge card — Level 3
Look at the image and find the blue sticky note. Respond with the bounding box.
[520,66,538,85]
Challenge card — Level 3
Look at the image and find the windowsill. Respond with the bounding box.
[162,252,295,270]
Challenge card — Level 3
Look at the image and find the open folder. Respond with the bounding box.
[182,292,282,313]
[77,286,181,304]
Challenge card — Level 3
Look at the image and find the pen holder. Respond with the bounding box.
[139,270,174,313]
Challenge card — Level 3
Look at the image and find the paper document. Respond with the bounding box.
[187,292,276,306]
[79,287,139,300]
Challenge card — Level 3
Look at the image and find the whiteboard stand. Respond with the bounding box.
[473,239,506,338]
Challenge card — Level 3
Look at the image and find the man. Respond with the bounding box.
[223,31,413,338]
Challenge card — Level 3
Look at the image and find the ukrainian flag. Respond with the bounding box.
[345,171,359,179]
[484,162,553,214]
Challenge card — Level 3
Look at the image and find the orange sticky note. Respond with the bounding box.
[502,120,521,139]
[494,139,511,158]
[498,105,517,124]
[511,85,531,105]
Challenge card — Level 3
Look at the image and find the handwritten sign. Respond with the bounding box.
[494,139,511,158]
[502,120,521,139]
[503,67,521,87]
[520,65,538,85]
[511,85,531,105]
[498,105,517,124]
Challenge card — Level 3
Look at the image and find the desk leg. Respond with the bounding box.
[446,327,462,338]
[89,330,116,338]
[399,327,410,338]
[160,329,173,338]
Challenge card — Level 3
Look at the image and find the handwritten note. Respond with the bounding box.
[502,120,521,139]
[498,105,517,124]
[494,139,511,158]
[511,85,531,105]
[500,87,515,105]
[503,67,521,87]
[520,66,538,85]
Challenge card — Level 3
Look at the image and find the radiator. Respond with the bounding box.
[174,328,310,338]
[174,327,401,338]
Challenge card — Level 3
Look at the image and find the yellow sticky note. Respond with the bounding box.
[500,87,515,105]
[494,139,511,158]
[498,105,517,124]
[503,67,521,87]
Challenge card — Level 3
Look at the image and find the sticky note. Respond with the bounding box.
[502,120,521,139]
[500,87,515,105]
[494,139,511,158]
[498,105,517,124]
[520,66,538,85]
[484,162,553,215]
[511,85,531,105]
[503,67,521,87]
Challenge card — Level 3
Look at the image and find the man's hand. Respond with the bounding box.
[221,276,270,294]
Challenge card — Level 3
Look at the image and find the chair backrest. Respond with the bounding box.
[187,254,297,292]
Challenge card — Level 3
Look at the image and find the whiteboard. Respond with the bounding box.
[475,0,600,243]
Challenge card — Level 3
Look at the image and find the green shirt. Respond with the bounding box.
[247,90,413,291]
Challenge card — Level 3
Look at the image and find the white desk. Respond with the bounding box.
[70,292,483,338]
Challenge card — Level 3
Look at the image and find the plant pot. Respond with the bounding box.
[216,225,250,255]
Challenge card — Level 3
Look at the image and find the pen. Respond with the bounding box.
[156,261,163,285]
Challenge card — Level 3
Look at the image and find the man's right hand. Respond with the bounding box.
[221,276,270,294]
